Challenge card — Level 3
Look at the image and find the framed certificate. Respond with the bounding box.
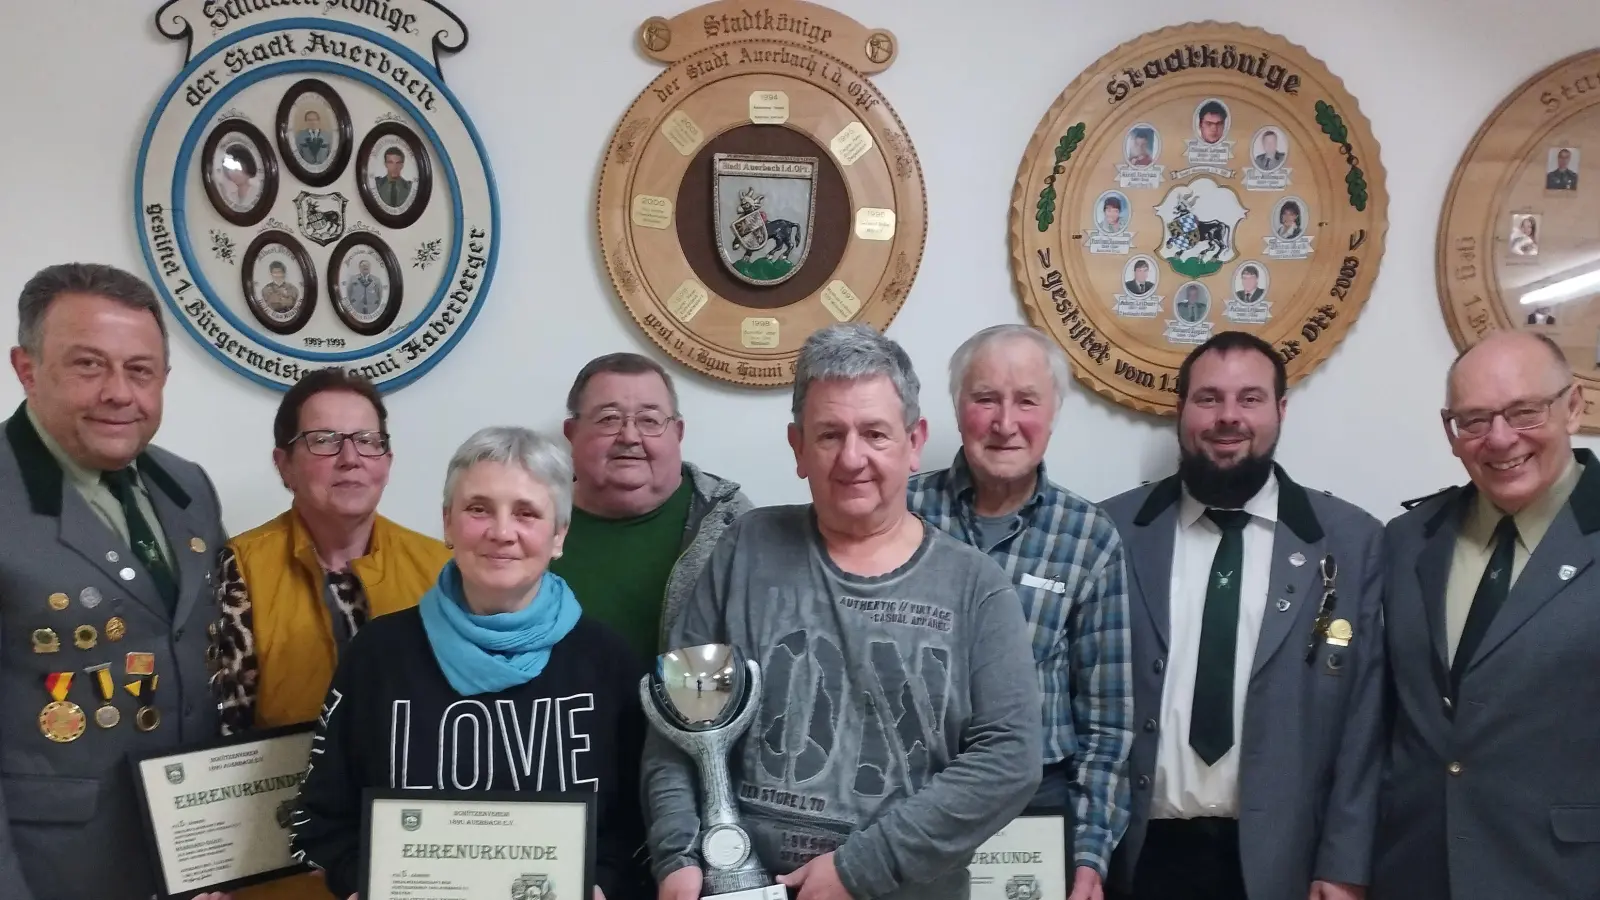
[969,809,1071,900]
[360,790,596,900]
[128,722,316,898]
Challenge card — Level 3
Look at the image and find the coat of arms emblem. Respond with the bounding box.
[510,872,553,900]
[713,153,818,286]
[275,797,296,829]
[1154,177,1247,277]
[1004,874,1040,900]
[164,763,185,785]
[293,190,347,247]
[401,809,422,831]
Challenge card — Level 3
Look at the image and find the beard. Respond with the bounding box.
[1179,436,1278,509]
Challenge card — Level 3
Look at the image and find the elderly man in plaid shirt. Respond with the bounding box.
[908,324,1134,900]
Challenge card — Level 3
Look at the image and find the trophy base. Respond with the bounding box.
[706,885,788,900]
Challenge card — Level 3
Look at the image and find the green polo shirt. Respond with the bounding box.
[550,480,693,665]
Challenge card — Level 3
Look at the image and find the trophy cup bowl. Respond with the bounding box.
[642,644,786,900]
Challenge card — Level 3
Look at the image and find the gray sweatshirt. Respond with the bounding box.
[643,505,1042,900]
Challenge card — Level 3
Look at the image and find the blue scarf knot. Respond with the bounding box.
[418,560,582,696]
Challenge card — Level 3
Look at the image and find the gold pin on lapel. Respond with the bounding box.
[189,537,206,553]
[1326,618,1353,647]
[32,628,61,654]
[48,592,69,611]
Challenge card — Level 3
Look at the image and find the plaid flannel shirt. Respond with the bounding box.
[907,452,1134,876]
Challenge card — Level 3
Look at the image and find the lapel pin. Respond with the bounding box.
[189,537,206,553]
[1276,598,1291,612]
[119,567,135,582]
[1559,564,1576,581]
[105,551,119,563]
[79,587,102,609]
[48,592,69,611]
[1289,552,1306,567]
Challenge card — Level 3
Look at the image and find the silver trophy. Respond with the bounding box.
[641,644,787,900]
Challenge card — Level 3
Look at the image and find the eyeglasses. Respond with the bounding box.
[1441,384,1573,438]
[585,410,676,437]
[288,430,391,457]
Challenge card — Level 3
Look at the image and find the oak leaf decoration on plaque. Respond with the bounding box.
[1010,22,1388,416]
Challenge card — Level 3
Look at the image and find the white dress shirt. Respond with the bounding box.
[1150,474,1279,819]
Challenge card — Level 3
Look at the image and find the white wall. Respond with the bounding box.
[1,0,1595,537]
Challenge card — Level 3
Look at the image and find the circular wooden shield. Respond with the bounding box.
[1438,49,1600,431]
[1011,22,1387,415]
[598,4,926,386]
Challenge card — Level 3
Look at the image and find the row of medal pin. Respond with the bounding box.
[31,586,162,744]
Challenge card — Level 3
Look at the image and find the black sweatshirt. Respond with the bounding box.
[287,608,652,899]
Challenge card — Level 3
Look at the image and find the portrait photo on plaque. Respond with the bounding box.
[356,122,432,228]
[201,120,277,227]
[1125,124,1160,167]
[1194,98,1231,145]
[328,233,402,335]
[276,78,353,187]
[1274,197,1307,240]
[1095,190,1130,234]
[1252,126,1288,171]
[1510,213,1541,256]
[241,230,316,334]
[1175,281,1212,324]
[1233,261,1270,304]
[1546,147,1580,191]
[1123,256,1158,296]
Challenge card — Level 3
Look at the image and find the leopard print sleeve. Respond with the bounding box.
[212,545,259,736]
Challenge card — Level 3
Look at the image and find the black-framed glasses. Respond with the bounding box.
[1305,554,1338,663]
[1442,384,1573,438]
[586,410,676,437]
[288,430,391,457]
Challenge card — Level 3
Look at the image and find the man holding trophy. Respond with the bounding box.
[643,324,1043,900]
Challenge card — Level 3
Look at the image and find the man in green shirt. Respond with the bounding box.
[555,352,751,664]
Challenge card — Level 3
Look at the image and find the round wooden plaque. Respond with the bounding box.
[598,0,926,386]
[1011,22,1388,415]
[1438,49,1600,431]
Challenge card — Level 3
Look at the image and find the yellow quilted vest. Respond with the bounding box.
[230,510,450,900]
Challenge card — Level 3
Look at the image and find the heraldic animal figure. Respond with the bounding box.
[730,186,803,264]
[1165,191,1230,261]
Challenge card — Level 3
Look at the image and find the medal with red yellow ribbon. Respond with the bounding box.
[40,672,86,743]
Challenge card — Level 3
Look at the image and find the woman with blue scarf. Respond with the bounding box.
[289,427,651,900]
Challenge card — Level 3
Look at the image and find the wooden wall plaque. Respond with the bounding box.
[1438,49,1600,432]
[598,0,926,386]
[1011,22,1388,415]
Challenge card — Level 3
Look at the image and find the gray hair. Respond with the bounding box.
[948,324,1071,413]
[564,351,679,418]
[791,323,920,428]
[18,263,168,360]
[442,426,574,531]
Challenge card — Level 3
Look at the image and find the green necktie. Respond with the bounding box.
[1452,515,1518,691]
[1190,508,1253,766]
[102,468,179,611]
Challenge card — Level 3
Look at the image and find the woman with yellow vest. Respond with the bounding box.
[209,368,450,900]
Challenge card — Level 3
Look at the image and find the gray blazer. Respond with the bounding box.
[1374,449,1600,900]
[0,406,225,900]
[1101,468,1385,897]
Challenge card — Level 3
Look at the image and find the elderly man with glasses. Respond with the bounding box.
[1375,331,1600,900]
[210,367,452,891]
[555,352,751,666]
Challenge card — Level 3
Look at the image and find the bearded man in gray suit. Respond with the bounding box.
[1375,331,1600,900]
[0,264,229,900]
[1101,331,1384,900]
